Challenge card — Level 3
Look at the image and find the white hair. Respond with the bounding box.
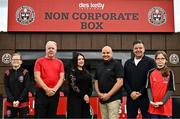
[45,41,57,49]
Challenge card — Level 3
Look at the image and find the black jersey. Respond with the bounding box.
[4,67,30,103]
[94,59,124,104]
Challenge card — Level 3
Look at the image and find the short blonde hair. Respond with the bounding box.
[12,52,22,60]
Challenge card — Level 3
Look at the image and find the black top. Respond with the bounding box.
[94,59,124,104]
[4,67,30,103]
[124,55,155,96]
[68,68,93,99]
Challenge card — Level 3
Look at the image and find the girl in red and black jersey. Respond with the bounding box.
[146,51,175,119]
[4,53,30,118]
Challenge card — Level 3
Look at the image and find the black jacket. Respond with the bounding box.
[95,59,124,104]
[124,55,155,96]
[4,67,30,103]
[68,68,92,99]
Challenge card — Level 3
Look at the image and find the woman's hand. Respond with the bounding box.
[84,94,90,103]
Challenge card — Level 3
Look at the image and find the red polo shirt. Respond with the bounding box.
[34,57,64,88]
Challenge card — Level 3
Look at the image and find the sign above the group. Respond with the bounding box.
[8,0,174,32]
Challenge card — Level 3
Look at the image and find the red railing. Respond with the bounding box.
[3,92,142,119]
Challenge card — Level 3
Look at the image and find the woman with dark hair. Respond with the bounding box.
[67,53,93,118]
[146,51,175,118]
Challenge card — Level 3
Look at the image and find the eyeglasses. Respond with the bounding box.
[155,58,166,61]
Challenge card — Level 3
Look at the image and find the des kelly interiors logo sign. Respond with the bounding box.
[79,2,105,10]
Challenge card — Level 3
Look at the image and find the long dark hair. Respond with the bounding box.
[155,51,170,77]
[72,53,86,70]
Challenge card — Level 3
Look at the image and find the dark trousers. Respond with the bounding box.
[6,106,29,118]
[127,95,150,119]
[67,94,91,118]
[35,88,59,118]
[150,114,172,119]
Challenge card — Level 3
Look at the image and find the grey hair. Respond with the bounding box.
[12,52,22,60]
[45,41,57,49]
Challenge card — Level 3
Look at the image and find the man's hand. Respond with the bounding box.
[98,92,104,99]
[45,88,56,96]
[101,93,111,101]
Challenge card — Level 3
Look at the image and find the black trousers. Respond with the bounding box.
[67,94,91,118]
[126,95,150,119]
[6,106,29,118]
[35,88,59,118]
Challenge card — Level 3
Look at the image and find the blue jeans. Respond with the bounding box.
[151,114,172,119]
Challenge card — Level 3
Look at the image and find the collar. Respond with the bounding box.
[103,58,113,65]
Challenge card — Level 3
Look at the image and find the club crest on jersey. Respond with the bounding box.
[16,6,35,25]
[19,76,24,83]
[153,77,157,82]
[148,7,166,26]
